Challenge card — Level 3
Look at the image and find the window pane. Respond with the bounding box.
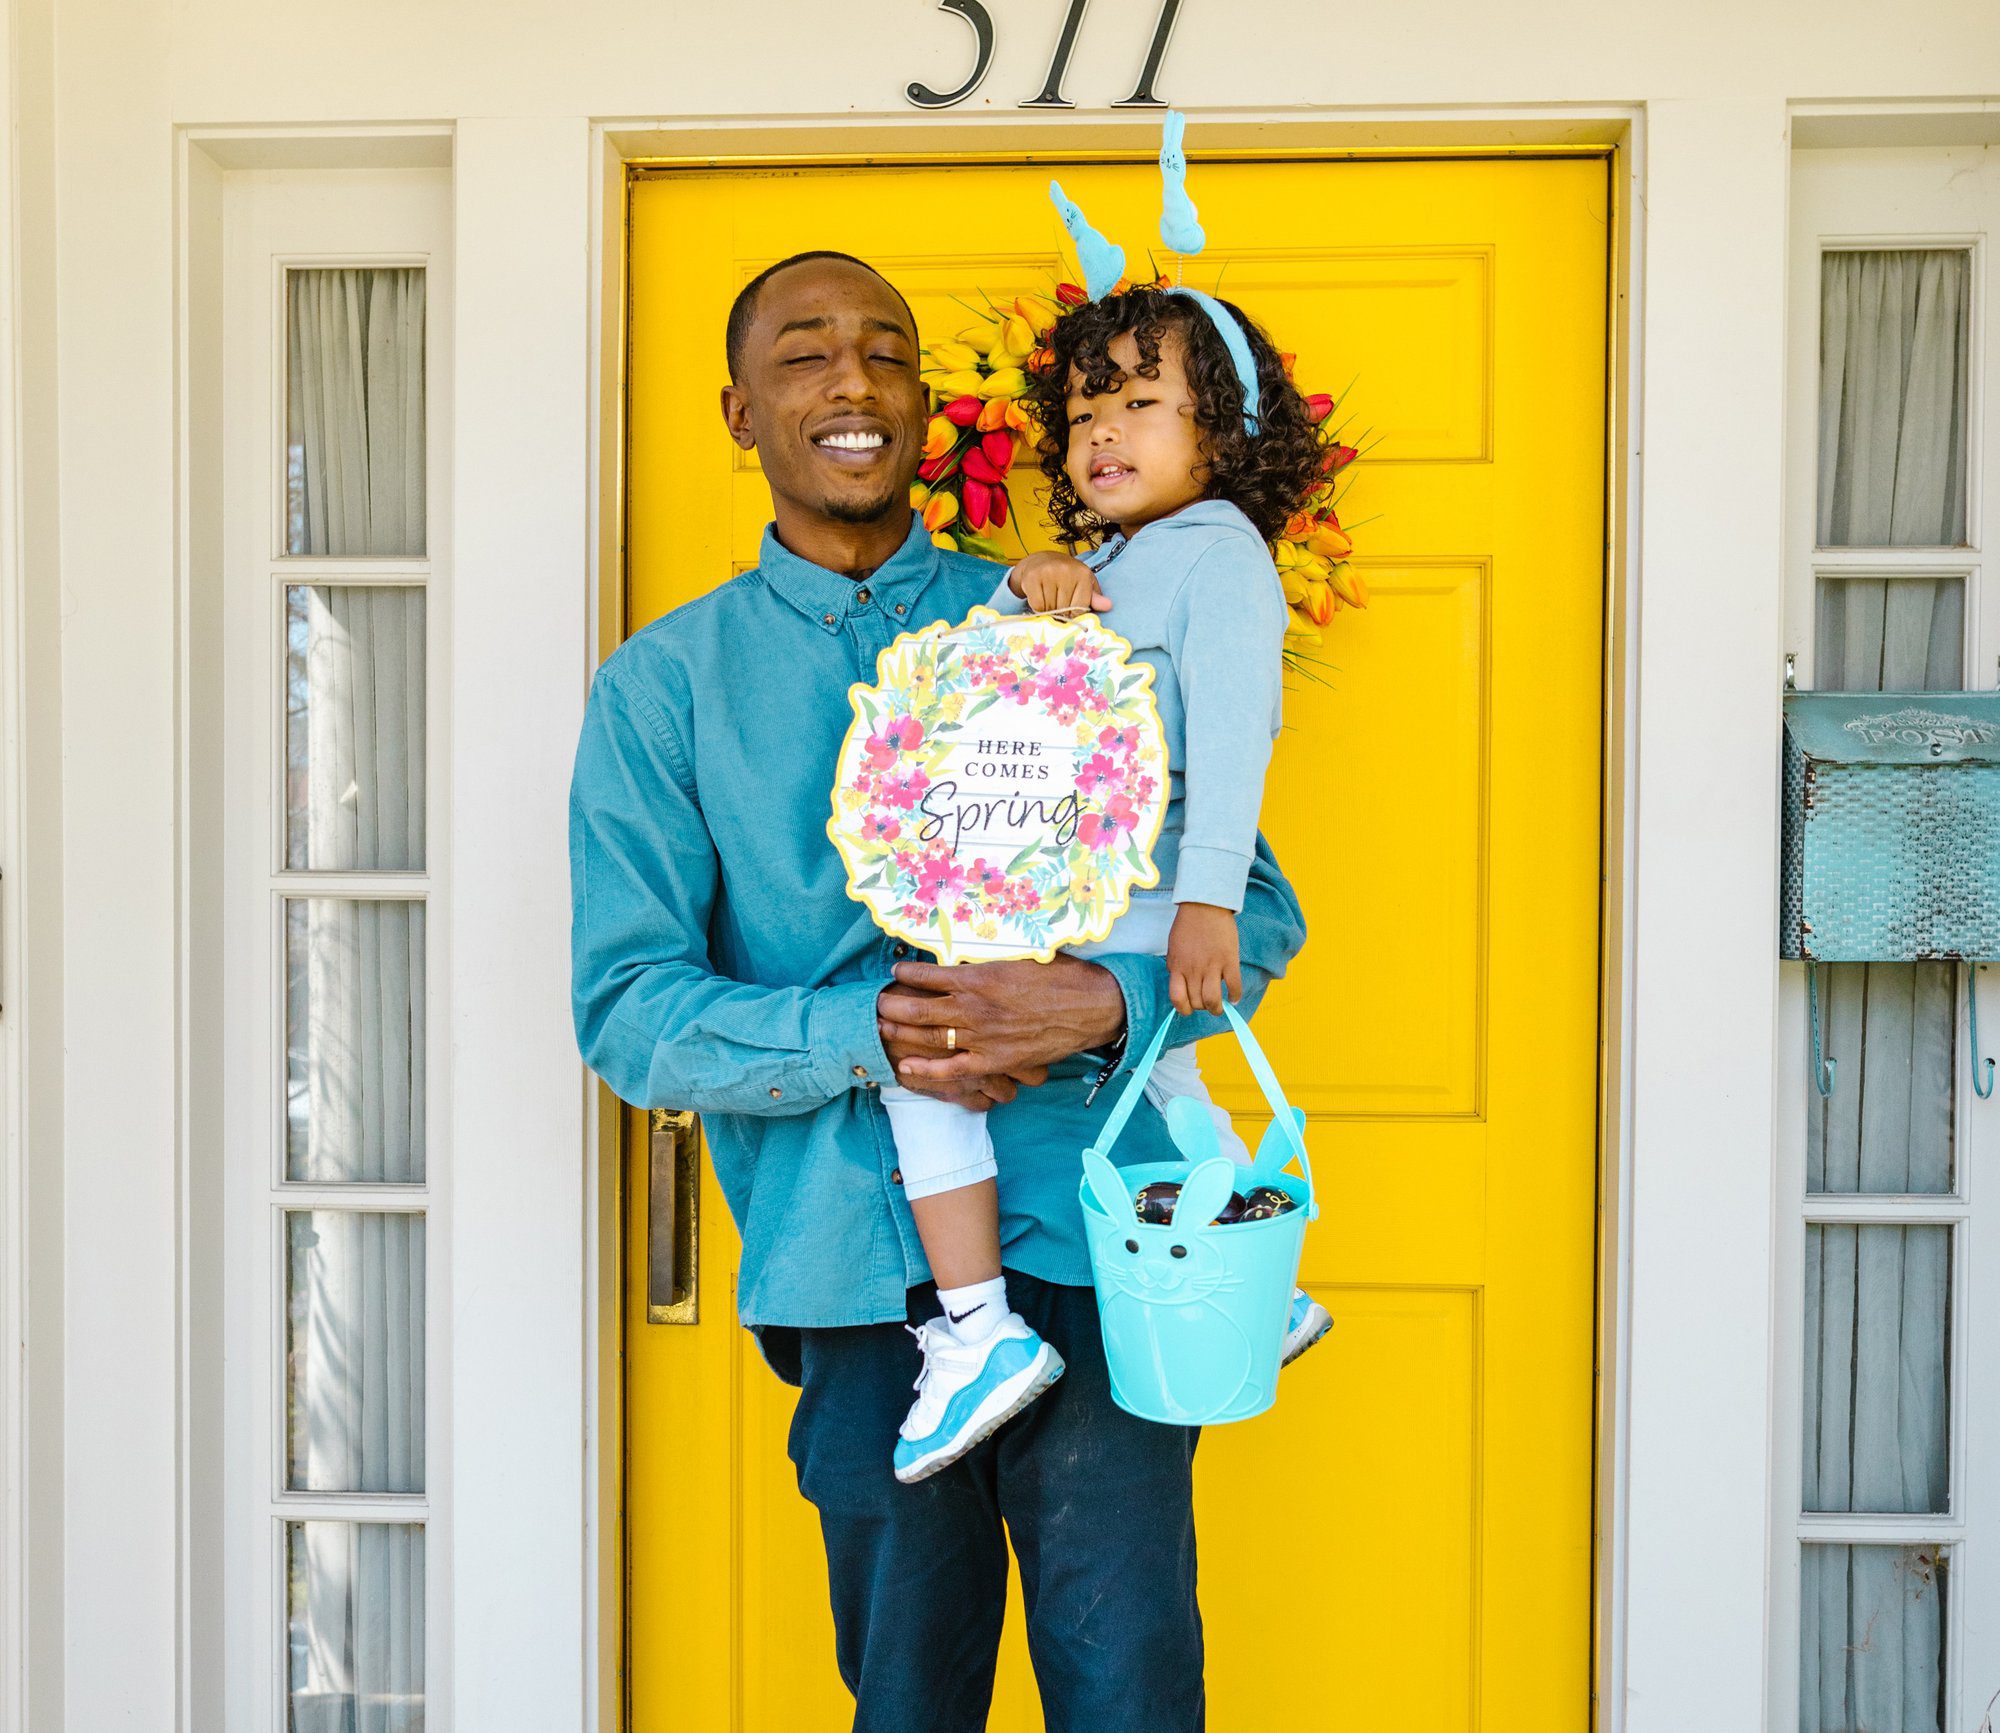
[1800,1543,1947,1733]
[286,585,426,871]
[287,1520,424,1733]
[1815,575,1964,693]
[1807,572,1960,1196]
[286,899,425,1184]
[1806,964,1956,1196]
[1803,1224,1951,1514]
[286,266,427,557]
[286,1210,425,1493]
[1818,248,1969,547]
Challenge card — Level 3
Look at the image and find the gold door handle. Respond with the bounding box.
[647,1108,701,1324]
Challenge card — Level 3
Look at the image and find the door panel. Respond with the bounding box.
[622,153,1608,1732]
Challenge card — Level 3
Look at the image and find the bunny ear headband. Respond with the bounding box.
[1047,110,1263,436]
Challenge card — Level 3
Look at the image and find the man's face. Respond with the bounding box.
[722,259,927,530]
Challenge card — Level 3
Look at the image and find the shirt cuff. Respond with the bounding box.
[986,575,1027,613]
[808,978,897,1094]
[1088,951,1178,1080]
[1172,843,1253,913]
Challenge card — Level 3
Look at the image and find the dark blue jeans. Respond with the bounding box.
[787,1271,1205,1733]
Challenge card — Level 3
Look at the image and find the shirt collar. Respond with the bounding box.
[755,512,941,634]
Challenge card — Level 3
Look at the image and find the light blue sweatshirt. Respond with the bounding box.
[988,497,1288,912]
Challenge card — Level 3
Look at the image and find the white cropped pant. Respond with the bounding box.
[881,894,1249,1202]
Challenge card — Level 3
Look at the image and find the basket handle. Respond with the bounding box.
[1086,1000,1316,1220]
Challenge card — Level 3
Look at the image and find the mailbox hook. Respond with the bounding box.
[1969,965,1996,1101]
[1808,959,1837,1098]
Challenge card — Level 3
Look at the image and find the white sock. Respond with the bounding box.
[937,1276,1008,1344]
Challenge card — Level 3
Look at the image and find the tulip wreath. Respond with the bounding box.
[912,276,1370,658]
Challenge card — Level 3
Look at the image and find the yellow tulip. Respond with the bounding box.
[923,367,988,399]
[922,416,957,461]
[1277,566,1309,606]
[1302,578,1336,627]
[958,322,1004,356]
[1308,523,1352,560]
[910,482,931,509]
[999,315,1037,360]
[1331,565,1369,609]
[922,493,959,533]
[1285,609,1322,642]
[928,341,983,372]
[931,530,956,551]
[980,368,1028,399]
[1271,541,1306,571]
[1013,294,1059,335]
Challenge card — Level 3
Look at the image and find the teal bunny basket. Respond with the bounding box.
[1079,1003,1318,1426]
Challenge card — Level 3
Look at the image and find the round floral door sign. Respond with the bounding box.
[828,606,1170,962]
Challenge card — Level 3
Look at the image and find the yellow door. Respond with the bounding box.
[621,153,1608,1732]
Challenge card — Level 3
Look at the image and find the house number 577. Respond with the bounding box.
[905,0,1185,111]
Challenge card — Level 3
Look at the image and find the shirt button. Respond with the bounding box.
[852,1064,869,1078]
[855,586,872,605]
[768,1086,782,1099]
[894,603,906,615]
[890,1168,903,1185]
[822,612,836,627]
[892,943,910,958]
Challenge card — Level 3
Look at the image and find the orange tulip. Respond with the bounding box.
[1301,579,1336,627]
[1281,511,1314,542]
[976,396,1011,433]
[1331,565,1370,609]
[921,492,959,534]
[1308,522,1352,561]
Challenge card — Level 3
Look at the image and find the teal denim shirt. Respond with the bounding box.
[569,512,1306,1337]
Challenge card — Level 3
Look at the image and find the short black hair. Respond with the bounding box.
[724,250,916,383]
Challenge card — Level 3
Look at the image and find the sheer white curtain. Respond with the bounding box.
[1818,249,1969,547]
[1801,247,1969,1733]
[284,265,428,1732]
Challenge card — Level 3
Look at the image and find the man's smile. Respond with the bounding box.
[812,418,893,466]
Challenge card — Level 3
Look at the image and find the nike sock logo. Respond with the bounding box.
[949,1303,986,1325]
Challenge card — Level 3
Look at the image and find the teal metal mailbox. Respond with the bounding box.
[1782,690,2000,1097]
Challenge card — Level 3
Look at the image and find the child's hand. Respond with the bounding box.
[1008,551,1113,616]
[1167,902,1242,1015]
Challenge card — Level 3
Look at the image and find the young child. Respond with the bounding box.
[883,279,1333,1485]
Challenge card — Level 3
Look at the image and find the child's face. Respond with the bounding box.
[1063,328,1207,536]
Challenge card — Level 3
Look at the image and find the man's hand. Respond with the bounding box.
[876,954,1127,1094]
[1008,550,1113,616]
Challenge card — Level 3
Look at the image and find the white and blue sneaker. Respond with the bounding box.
[893,1312,1065,1485]
[1281,1288,1334,1368]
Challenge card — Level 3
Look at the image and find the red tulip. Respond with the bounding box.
[961,446,1004,486]
[962,477,993,532]
[989,487,1009,530]
[918,451,957,483]
[1304,393,1334,424]
[980,431,1015,473]
[1055,282,1087,306]
[943,394,983,427]
[1328,443,1359,471]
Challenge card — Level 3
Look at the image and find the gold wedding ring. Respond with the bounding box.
[946,1026,958,1053]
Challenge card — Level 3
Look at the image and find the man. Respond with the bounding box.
[570,249,1306,1732]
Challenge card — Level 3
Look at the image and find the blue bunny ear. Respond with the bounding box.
[1170,1157,1238,1230]
[1157,109,1206,256]
[1164,1095,1222,1165]
[1049,178,1125,302]
[1083,1149,1137,1223]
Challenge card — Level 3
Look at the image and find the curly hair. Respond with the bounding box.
[1022,286,1324,546]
